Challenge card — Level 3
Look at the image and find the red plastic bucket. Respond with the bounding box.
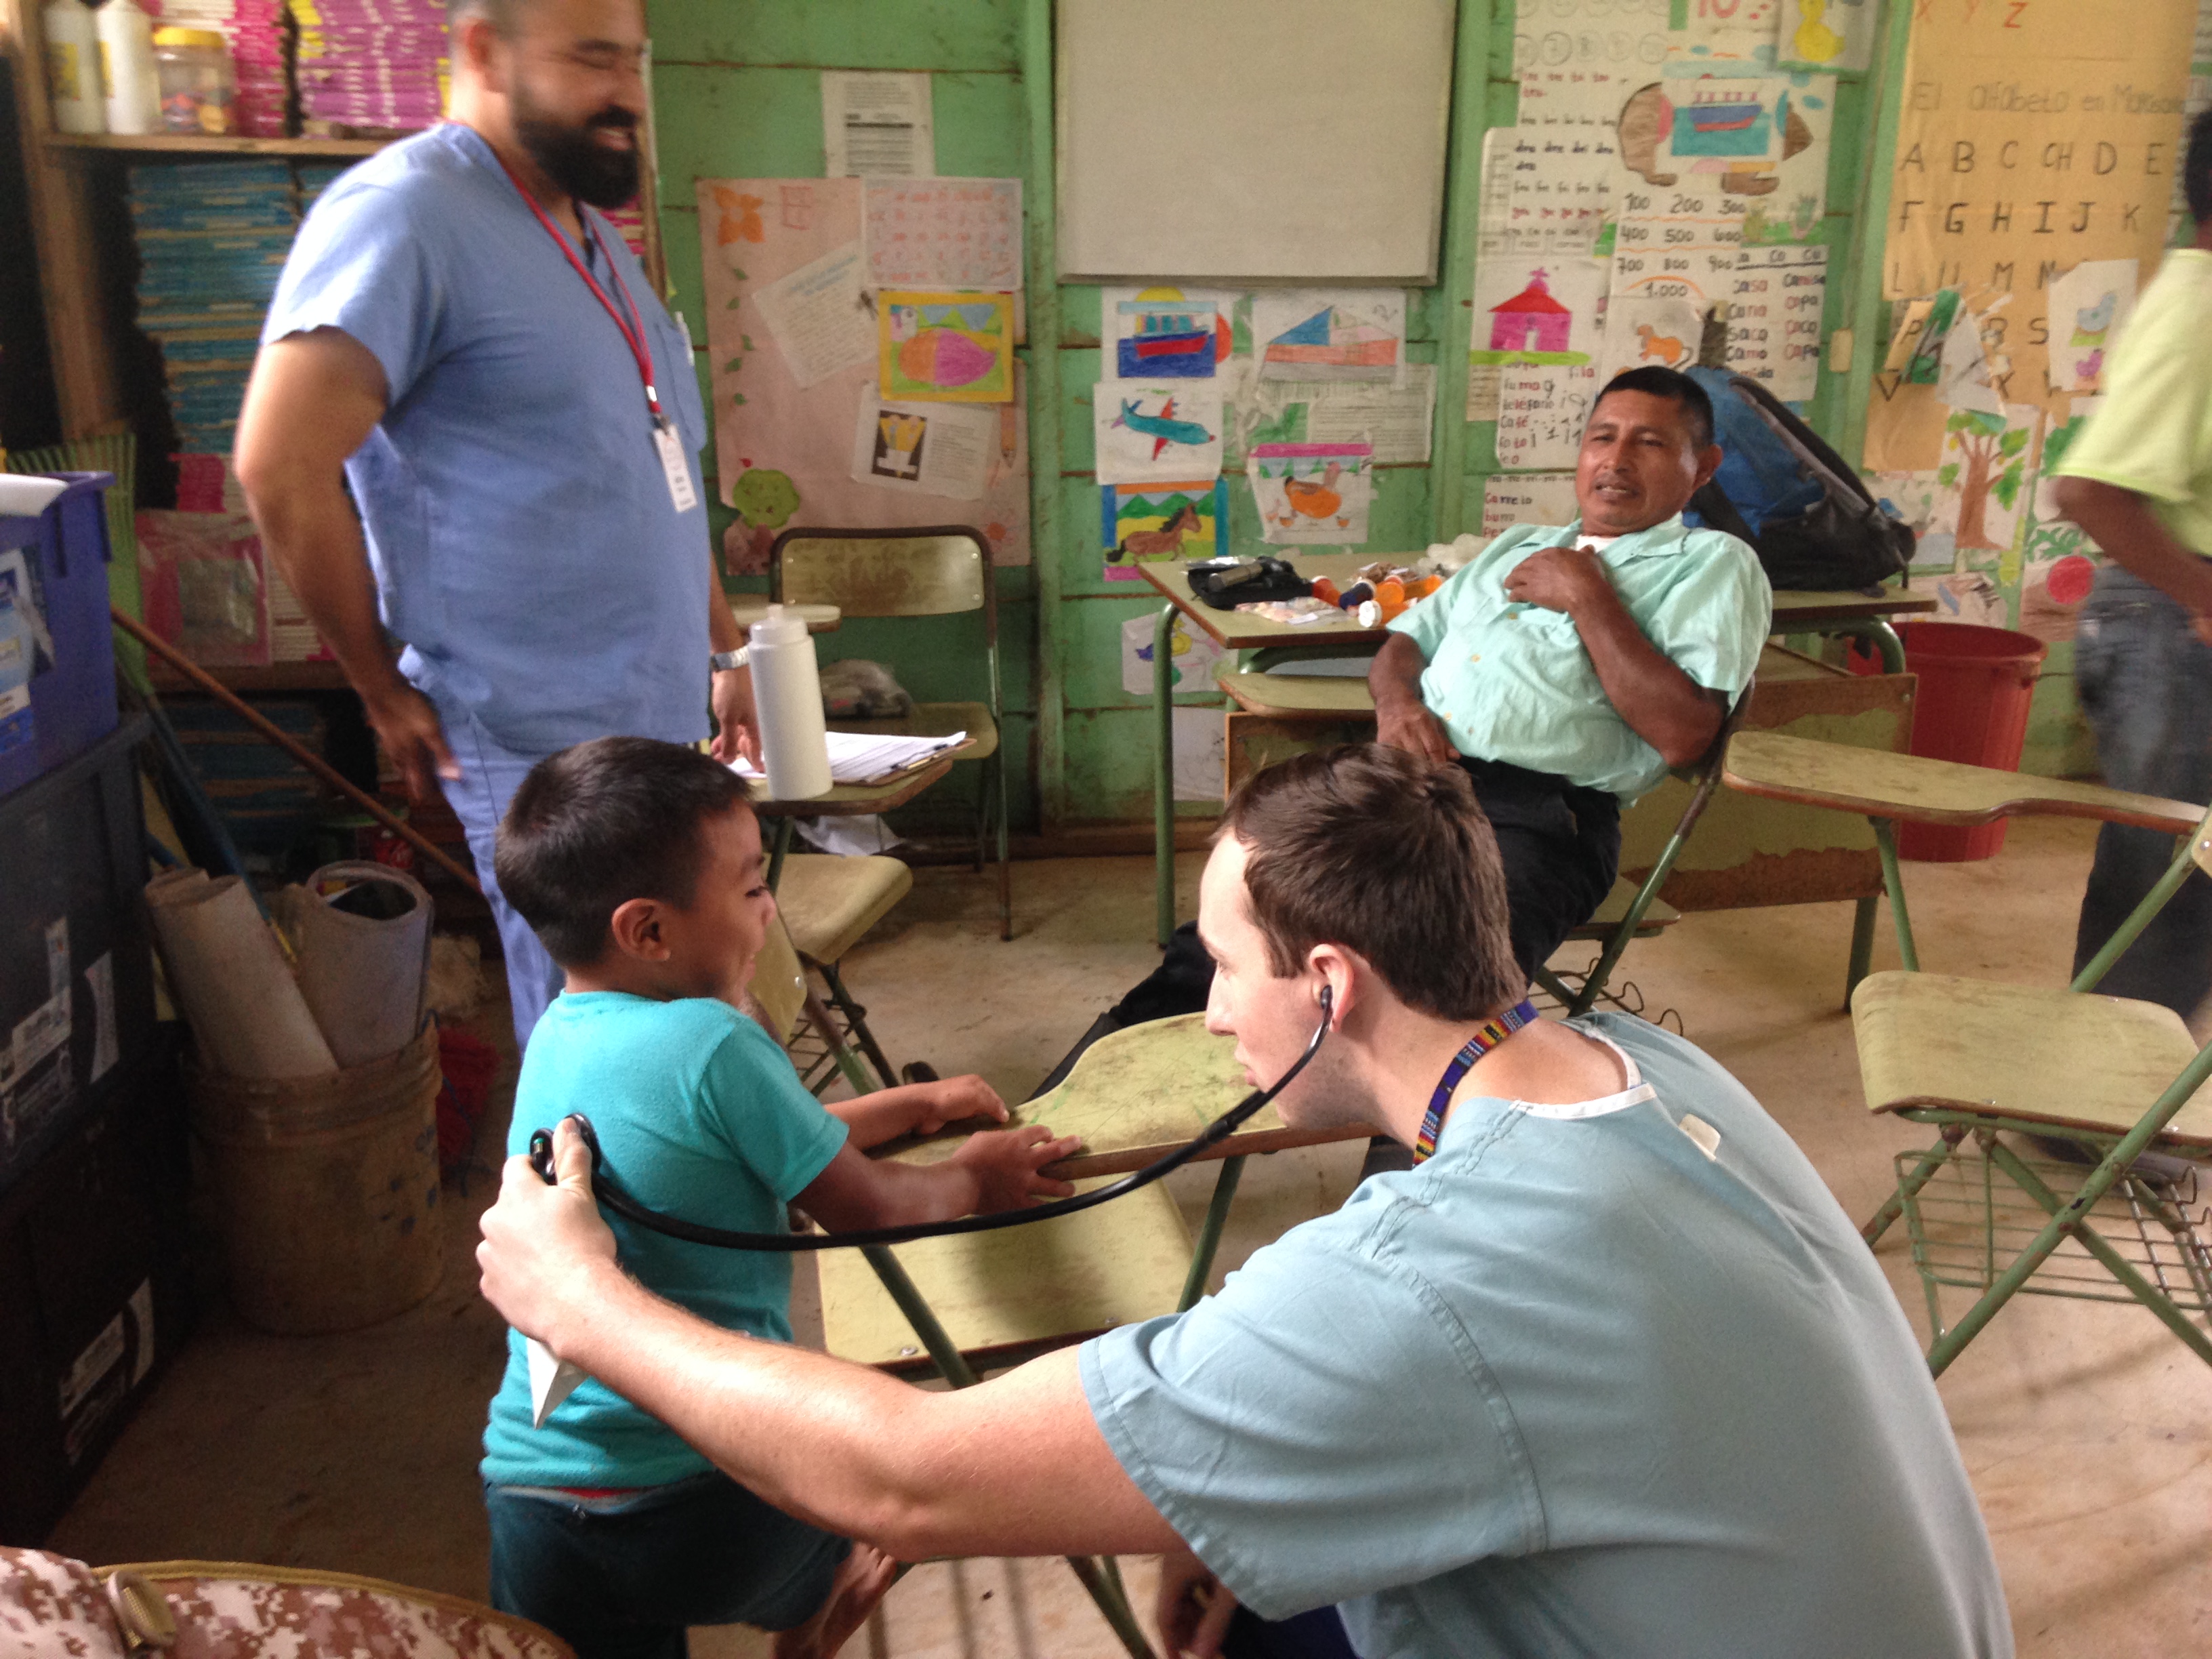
[1889,621,2047,861]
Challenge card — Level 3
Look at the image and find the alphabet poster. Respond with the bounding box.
[1866,1,2195,468]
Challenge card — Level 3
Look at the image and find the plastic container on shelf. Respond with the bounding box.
[41,0,104,135]
[1891,620,2049,862]
[96,0,161,136]
[152,26,236,135]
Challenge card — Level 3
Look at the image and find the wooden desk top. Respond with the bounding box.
[746,753,959,819]
[881,1012,1365,1181]
[1137,553,1936,652]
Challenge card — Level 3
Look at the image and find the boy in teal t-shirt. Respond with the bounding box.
[478,737,1078,1659]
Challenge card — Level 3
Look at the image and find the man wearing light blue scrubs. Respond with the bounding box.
[235,0,756,1048]
[479,745,2013,1659]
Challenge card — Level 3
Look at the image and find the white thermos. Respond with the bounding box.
[97,0,161,136]
[42,0,104,134]
[746,604,832,800]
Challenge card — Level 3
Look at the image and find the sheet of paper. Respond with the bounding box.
[1469,257,1607,368]
[1611,178,1743,305]
[1103,479,1230,580]
[1482,468,1582,538]
[1100,285,1233,382]
[1865,470,1954,568]
[1094,383,1225,486]
[864,179,1023,291]
[1251,290,1406,384]
[2046,260,2138,395]
[877,291,1014,403]
[698,178,1029,567]
[1122,609,1225,694]
[1294,365,1438,464]
[1247,442,1374,546]
[1598,293,1706,384]
[529,1339,587,1429]
[1665,0,1781,63]
[1172,705,1226,802]
[1935,403,2041,566]
[1496,363,1601,471]
[1726,243,1826,401]
[1662,74,1786,172]
[821,71,933,178]
[849,392,996,500]
[749,243,874,390]
[1741,77,1835,246]
[730,730,970,785]
[1936,303,2005,417]
[1496,126,1620,257]
[1777,0,1875,74]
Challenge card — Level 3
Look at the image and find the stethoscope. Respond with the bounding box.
[526,987,1334,1252]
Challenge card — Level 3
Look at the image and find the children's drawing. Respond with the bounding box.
[1469,259,1607,367]
[1664,77,1784,165]
[1597,294,1706,386]
[1246,442,1374,546]
[1110,292,1231,381]
[1778,0,1874,74]
[1908,570,2009,628]
[2018,546,2102,644]
[1102,479,1230,580]
[1740,79,1833,243]
[2031,398,2100,520]
[1867,471,1954,570]
[1936,405,2039,561]
[1251,291,1406,384]
[1093,382,1225,487]
[1665,0,1780,64]
[2047,260,2138,394]
[877,290,1014,403]
[1122,611,1225,697]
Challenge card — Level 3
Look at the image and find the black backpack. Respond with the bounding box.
[1685,368,1914,592]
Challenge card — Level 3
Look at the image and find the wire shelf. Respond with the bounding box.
[1897,1147,2212,1314]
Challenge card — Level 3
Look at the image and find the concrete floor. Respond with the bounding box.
[46,819,2212,1657]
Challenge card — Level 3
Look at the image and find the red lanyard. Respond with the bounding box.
[489,148,663,426]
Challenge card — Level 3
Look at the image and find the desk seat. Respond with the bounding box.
[773,853,912,966]
[818,1178,1192,1371]
[1216,671,1377,718]
[830,699,999,762]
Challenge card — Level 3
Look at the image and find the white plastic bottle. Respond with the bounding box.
[42,0,104,135]
[97,0,161,136]
[746,605,832,800]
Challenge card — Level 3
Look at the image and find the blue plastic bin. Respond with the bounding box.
[0,473,122,800]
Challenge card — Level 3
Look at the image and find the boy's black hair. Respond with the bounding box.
[2188,106,2212,226]
[495,737,752,968]
[1592,365,1716,450]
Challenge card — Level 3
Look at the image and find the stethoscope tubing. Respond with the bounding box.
[528,992,1335,1252]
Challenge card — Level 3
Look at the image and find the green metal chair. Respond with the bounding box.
[1720,729,2212,1374]
[771,526,1011,940]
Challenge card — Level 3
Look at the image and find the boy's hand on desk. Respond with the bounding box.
[909,1074,1008,1134]
[951,1124,1083,1213]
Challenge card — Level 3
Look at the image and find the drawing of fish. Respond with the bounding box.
[1113,396,1215,460]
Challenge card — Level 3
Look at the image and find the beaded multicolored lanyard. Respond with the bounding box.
[1413,998,1540,1164]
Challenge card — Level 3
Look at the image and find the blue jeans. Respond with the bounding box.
[485,1471,851,1659]
[2071,567,2212,1016]
[435,703,566,1050]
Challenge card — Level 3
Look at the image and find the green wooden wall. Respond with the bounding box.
[646,0,1898,832]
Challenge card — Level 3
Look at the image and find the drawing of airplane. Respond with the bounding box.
[1113,396,1214,460]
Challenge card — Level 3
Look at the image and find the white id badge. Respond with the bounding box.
[654,420,699,514]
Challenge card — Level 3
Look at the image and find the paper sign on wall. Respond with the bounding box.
[1247,442,1374,546]
[2047,260,2139,395]
[1482,469,1582,539]
[749,243,874,390]
[863,179,1023,291]
[1122,611,1225,695]
[1778,0,1875,74]
[849,393,997,500]
[1252,291,1405,384]
[1496,364,1601,472]
[1726,243,1826,401]
[877,291,1014,403]
[1469,258,1607,367]
[1094,383,1225,485]
[1103,479,1230,579]
[822,72,933,178]
[1102,286,1234,382]
[1598,293,1704,385]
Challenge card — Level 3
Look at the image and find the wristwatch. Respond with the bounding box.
[710,647,749,672]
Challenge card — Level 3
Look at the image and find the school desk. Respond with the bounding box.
[1134,553,1936,947]
[747,747,966,890]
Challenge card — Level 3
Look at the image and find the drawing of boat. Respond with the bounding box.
[1687,101,1761,134]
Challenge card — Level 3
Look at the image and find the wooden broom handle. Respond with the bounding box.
[112,607,484,895]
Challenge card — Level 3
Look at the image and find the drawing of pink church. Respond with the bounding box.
[1488,270,1574,353]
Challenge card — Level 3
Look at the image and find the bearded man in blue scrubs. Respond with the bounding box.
[235,0,756,1048]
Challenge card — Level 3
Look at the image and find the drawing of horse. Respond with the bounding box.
[1118,501,1203,560]
[1635,324,1689,367]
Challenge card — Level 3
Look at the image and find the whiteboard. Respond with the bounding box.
[1054,0,1456,285]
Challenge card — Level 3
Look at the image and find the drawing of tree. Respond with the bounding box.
[1938,409,2032,556]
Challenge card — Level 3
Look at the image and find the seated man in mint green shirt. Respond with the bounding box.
[480,744,2012,1659]
[1374,365,1771,977]
[478,737,1080,1659]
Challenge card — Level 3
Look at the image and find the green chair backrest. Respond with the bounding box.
[772,528,989,619]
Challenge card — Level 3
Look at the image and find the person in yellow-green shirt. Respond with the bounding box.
[2051,107,2212,1021]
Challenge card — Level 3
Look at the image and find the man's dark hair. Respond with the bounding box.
[1592,365,1715,450]
[495,737,752,968]
[2188,105,2212,226]
[1218,745,1521,1023]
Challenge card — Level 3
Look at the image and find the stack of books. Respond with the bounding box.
[289,0,448,134]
